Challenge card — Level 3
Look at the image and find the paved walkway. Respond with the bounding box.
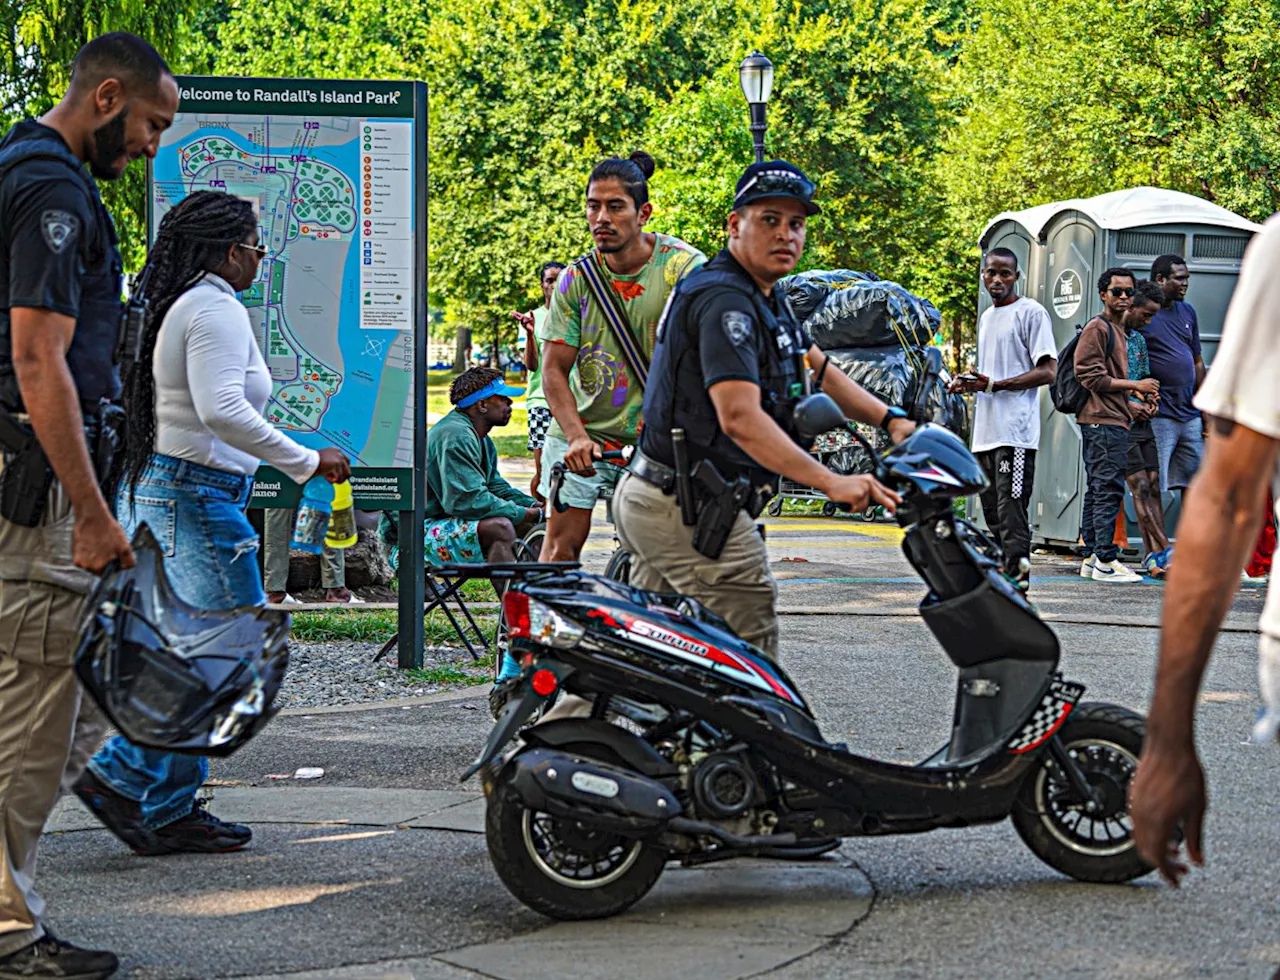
[44,786,871,980]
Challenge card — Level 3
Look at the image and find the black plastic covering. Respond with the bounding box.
[75,524,290,756]
[780,270,940,349]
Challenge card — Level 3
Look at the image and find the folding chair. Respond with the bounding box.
[373,568,493,664]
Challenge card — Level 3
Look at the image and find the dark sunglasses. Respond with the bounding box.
[237,242,269,257]
[1107,287,1134,298]
[733,171,816,205]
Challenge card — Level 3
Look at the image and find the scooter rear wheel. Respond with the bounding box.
[1012,701,1153,884]
[485,751,667,920]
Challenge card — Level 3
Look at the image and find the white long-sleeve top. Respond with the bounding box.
[152,274,319,485]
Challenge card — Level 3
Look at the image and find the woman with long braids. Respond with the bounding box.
[71,190,351,855]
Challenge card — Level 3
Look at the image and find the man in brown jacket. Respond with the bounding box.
[1075,267,1161,582]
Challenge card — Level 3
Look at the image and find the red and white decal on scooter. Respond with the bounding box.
[622,617,800,704]
[1007,679,1085,753]
[907,465,963,487]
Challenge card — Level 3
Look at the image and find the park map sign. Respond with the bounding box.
[147,77,427,509]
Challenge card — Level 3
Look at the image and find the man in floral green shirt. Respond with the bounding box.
[538,150,705,562]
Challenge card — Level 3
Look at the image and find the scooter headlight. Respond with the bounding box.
[502,592,584,649]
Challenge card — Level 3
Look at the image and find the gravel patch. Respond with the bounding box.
[276,640,492,709]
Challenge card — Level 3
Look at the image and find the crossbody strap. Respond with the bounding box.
[578,250,650,391]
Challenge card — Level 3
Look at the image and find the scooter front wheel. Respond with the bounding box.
[1012,702,1154,884]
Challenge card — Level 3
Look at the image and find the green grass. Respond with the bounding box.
[404,652,495,687]
[290,608,498,645]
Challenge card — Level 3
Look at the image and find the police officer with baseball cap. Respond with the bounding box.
[613,160,915,659]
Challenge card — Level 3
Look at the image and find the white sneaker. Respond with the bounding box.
[1092,559,1142,583]
[281,593,302,604]
[1080,555,1097,578]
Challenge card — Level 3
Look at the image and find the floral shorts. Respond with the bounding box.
[389,516,484,570]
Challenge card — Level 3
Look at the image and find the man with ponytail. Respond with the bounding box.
[0,32,177,978]
[537,151,705,563]
[69,191,350,860]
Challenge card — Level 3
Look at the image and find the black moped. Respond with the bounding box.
[460,420,1152,920]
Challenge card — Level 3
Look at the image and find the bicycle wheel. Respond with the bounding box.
[517,522,547,562]
[604,547,631,584]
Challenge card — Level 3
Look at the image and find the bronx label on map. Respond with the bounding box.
[149,77,423,508]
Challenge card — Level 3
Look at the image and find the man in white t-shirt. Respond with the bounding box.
[949,247,1057,591]
[1129,214,1280,887]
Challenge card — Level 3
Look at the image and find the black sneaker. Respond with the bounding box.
[71,769,160,855]
[0,932,119,979]
[141,800,251,855]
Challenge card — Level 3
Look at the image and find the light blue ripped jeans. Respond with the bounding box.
[88,453,264,828]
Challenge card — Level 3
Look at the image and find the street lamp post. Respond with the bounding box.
[738,51,774,164]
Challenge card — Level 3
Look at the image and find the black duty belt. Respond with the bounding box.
[630,451,676,494]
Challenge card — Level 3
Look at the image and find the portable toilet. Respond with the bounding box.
[976,187,1263,549]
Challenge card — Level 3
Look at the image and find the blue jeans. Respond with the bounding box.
[88,454,263,829]
[1080,424,1130,564]
[1151,415,1204,491]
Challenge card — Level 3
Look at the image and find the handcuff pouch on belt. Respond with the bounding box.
[0,401,125,527]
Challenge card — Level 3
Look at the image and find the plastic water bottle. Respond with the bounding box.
[325,480,358,549]
[291,476,334,554]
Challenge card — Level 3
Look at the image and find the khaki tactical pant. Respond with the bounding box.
[613,472,779,659]
[0,479,97,956]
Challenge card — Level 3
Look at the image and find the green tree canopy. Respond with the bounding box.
[937,0,1280,331]
[2,0,194,265]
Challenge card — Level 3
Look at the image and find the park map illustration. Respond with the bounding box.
[151,113,415,470]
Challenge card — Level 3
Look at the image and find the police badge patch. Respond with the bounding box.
[41,210,80,254]
[722,310,753,346]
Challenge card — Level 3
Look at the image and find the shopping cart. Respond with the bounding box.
[767,422,890,518]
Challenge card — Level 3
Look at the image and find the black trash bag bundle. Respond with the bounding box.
[905,346,970,441]
[780,270,940,350]
[821,345,969,443]
[780,269,879,326]
[822,345,915,406]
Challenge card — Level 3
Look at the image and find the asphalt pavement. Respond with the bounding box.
[36,509,1278,980]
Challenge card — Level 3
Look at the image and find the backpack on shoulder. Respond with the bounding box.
[1049,319,1115,415]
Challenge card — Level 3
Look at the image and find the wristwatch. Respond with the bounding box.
[879,405,909,430]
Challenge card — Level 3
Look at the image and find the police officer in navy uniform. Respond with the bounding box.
[614,161,914,660]
[0,33,177,978]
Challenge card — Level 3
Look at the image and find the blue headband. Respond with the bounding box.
[456,379,507,408]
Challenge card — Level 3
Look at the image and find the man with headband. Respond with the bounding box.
[384,367,541,581]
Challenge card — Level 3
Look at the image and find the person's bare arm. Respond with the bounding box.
[10,307,133,570]
[1194,355,1206,391]
[524,331,539,372]
[511,312,538,371]
[808,346,914,443]
[709,380,900,512]
[1130,418,1279,884]
[950,357,1056,395]
[996,355,1056,391]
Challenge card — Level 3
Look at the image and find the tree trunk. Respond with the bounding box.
[453,326,471,372]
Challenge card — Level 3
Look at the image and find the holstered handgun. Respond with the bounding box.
[690,459,752,560]
[0,406,54,527]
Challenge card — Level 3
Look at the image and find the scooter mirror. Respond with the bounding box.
[792,393,846,440]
